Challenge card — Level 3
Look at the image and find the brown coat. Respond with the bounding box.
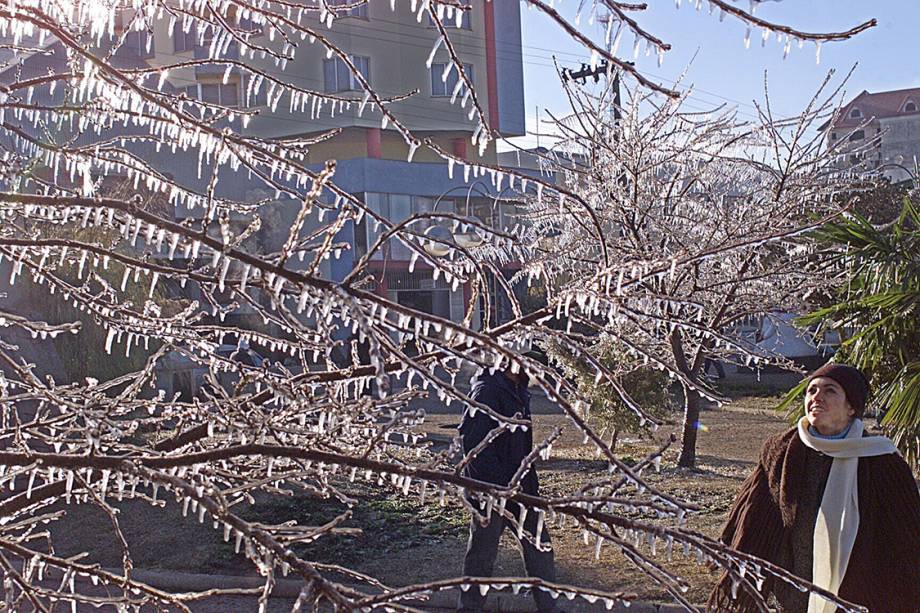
[708,428,920,612]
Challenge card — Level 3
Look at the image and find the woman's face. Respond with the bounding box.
[805,376,855,436]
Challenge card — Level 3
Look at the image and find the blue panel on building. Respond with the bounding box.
[323,158,497,197]
[493,0,526,137]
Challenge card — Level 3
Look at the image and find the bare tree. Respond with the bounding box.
[524,75,863,468]
[0,0,875,611]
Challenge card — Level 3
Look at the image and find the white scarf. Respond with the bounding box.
[796,417,899,613]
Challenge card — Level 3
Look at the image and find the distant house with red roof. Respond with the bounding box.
[823,87,920,183]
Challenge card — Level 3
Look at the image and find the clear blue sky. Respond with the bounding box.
[507,0,919,148]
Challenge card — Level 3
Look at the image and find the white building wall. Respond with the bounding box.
[878,114,920,182]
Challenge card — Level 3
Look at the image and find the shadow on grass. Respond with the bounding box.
[541,458,611,472]
[238,486,469,568]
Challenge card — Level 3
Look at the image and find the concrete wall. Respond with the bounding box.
[827,114,920,182]
[878,114,920,181]
[827,120,881,171]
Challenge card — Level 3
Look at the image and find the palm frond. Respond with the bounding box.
[788,194,920,466]
[776,376,808,421]
[876,361,920,466]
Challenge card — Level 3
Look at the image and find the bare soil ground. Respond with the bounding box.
[46,396,792,610]
[400,396,790,607]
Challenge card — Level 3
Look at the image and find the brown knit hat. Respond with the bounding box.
[807,363,870,416]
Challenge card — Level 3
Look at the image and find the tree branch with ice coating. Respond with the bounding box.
[0,0,875,611]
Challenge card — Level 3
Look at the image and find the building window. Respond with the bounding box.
[365,193,412,261]
[186,82,239,107]
[849,129,865,141]
[385,270,452,320]
[172,21,198,53]
[328,0,369,18]
[236,15,264,35]
[323,55,370,92]
[849,108,862,119]
[123,30,155,59]
[362,193,438,261]
[905,101,918,113]
[431,63,473,97]
[242,75,267,108]
[429,0,471,29]
[217,4,264,36]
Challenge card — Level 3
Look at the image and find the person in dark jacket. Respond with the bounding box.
[708,363,920,613]
[456,365,561,613]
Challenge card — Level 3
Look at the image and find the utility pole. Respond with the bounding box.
[561,60,611,85]
[536,104,540,150]
[562,60,623,122]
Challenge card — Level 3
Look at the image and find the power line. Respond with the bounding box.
[15,13,761,138]
[141,9,764,119]
[133,25,759,127]
[356,13,764,114]
[155,67,755,138]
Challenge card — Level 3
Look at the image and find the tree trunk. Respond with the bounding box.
[609,427,620,454]
[677,388,701,468]
[670,331,705,469]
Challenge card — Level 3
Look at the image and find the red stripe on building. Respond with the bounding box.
[366,127,382,159]
[451,137,467,159]
[483,1,500,133]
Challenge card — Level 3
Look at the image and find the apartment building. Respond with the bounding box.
[144,1,525,327]
[823,86,920,183]
[1,3,524,335]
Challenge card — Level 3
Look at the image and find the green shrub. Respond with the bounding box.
[547,338,673,449]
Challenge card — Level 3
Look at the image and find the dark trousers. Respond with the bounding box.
[704,357,725,379]
[457,503,559,612]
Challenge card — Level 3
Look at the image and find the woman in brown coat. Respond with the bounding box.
[708,364,920,612]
